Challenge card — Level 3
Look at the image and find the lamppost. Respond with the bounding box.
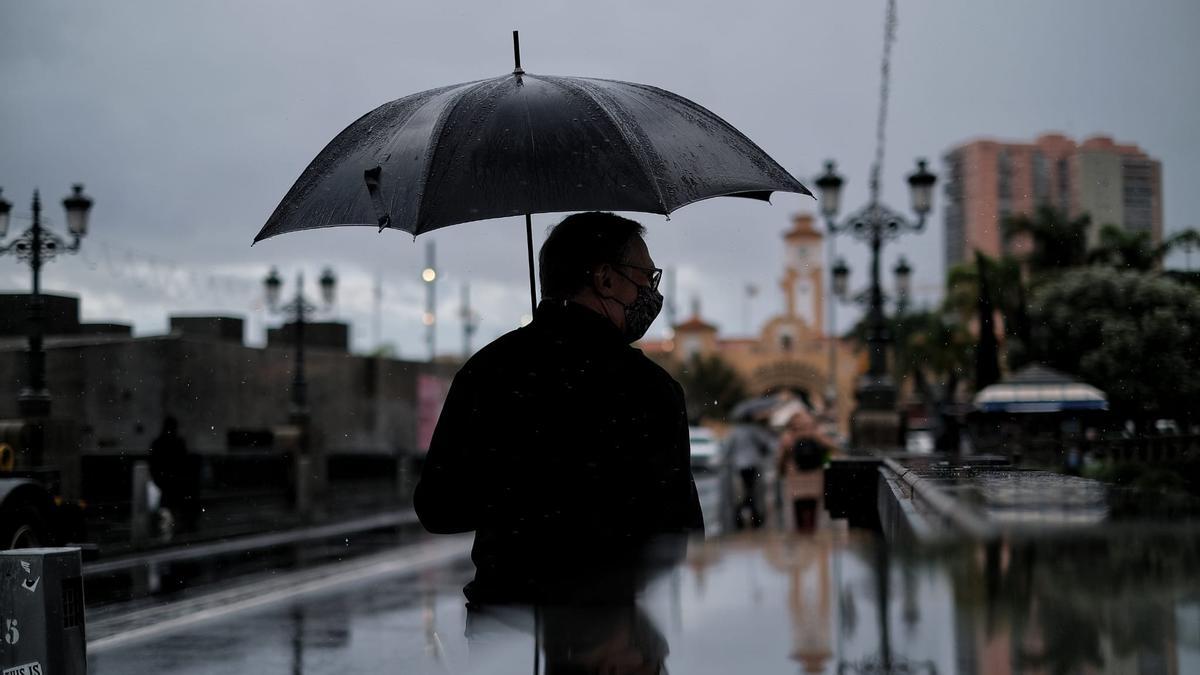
[421,241,437,361]
[459,282,480,360]
[0,185,94,418]
[264,267,337,435]
[831,253,914,394]
[815,159,935,447]
[832,256,913,311]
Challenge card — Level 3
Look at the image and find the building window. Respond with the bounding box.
[1057,158,1071,213]
[1032,151,1050,206]
[943,151,966,268]
[997,149,1013,205]
[1122,158,1155,236]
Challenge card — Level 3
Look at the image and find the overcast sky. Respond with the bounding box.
[2,1,1197,358]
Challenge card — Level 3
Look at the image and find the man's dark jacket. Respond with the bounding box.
[414,300,704,604]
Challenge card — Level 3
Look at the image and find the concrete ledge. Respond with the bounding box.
[878,458,997,543]
[84,509,419,576]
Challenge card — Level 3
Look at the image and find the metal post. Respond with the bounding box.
[461,283,477,360]
[866,227,887,379]
[826,233,838,412]
[19,192,50,418]
[130,461,151,545]
[426,241,437,360]
[525,213,537,314]
[290,272,309,434]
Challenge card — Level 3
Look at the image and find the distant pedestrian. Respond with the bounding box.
[149,416,200,534]
[776,411,839,532]
[726,414,774,529]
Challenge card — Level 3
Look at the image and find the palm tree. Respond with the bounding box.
[1165,228,1200,271]
[1087,223,1161,270]
[1003,206,1090,275]
[974,252,1001,391]
[944,254,1023,322]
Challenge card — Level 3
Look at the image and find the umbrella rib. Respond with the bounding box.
[618,80,811,197]
[544,76,670,214]
[411,78,500,235]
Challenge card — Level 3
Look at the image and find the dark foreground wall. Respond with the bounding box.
[0,334,458,457]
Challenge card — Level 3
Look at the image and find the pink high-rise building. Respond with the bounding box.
[942,133,1163,268]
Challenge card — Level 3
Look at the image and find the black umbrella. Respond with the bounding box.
[730,395,782,422]
[254,33,810,311]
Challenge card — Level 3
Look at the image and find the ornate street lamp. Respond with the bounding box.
[263,267,337,436]
[0,185,93,418]
[893,256,912,311]
[832,257,850,300]
[816,159,935,446]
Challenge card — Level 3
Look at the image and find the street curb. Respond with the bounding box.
[86,535,472,653]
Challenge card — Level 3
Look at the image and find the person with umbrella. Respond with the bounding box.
[725,396,779,530]
[776,409,840,532]
[253,33,811,608]
[415,211,703,606]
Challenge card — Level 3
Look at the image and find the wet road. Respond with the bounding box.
[84,469,1200,674]
[87,527,1200,674]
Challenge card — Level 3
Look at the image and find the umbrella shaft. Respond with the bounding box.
[526,214,537,314]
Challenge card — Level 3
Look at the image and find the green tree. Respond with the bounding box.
[894,309,973,448]
[674,353,747,423]
[1165,227,1200,271]
[942,254,1033,372]
[1087,223,1162,271]
[1003,206,1091,275]
[893,310,972,392]
[974,252,1002,391]
[1024,267,1200,425]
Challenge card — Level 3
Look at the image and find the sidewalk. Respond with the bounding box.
[87,534,473,653]
[84,508,421,577]
[84,480,411,560]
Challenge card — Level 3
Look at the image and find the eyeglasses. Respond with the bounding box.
[615,263,663,291]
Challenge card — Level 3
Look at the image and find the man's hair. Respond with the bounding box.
[538,212,646,300]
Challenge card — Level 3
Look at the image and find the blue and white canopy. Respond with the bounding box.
[974,365,1108,414]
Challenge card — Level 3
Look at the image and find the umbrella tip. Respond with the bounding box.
[512,30,525,76]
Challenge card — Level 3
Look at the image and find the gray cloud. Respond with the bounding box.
[2,0,1197,355]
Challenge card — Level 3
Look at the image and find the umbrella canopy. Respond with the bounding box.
[730,395,781,422]
[254,71,809,243]
[973,364,1108,414]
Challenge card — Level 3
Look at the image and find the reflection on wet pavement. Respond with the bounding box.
[89,520,1200,674]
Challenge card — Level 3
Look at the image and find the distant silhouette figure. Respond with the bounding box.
[726,416,774,529]
[149,416,200,534]
[777,411,838,532]
[415,212,704,606]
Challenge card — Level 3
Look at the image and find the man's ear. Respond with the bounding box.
[593,263,616,297]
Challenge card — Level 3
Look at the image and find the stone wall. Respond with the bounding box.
[0,334,457,457]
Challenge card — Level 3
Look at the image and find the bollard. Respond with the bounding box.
[0,548,86,675]
[130,460,151,545]
[295,454,311,520]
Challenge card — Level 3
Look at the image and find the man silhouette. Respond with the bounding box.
[149,415,200,534]
[415,211,703,605]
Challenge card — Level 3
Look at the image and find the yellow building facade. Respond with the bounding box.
[642,214,861,434]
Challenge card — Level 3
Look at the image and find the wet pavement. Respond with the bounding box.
[877,456,1200,544]
[86,520,1200,674]
[83,513,426,610]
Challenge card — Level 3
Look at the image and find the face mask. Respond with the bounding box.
[620,283,664,342]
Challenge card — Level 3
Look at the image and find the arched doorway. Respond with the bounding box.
[747,360,828,409]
